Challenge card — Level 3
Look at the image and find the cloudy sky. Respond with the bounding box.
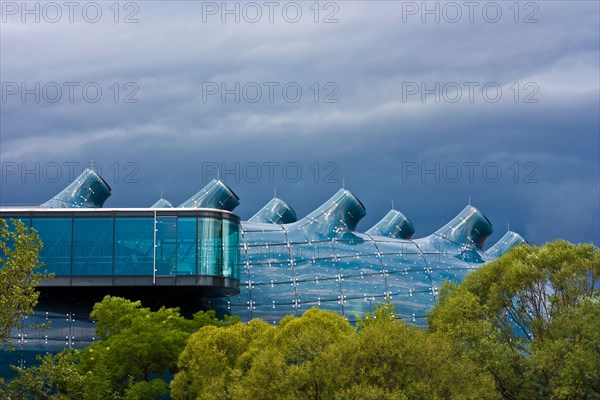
[1,1,598,247]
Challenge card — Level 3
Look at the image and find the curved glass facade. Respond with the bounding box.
[150,198,174,208]
[486,231,526,258]
[41,168,111,208]
[224,203,509,325]
[249,197,298,224]
[179,179,240,210]
[366,209,415,239]
[1,172,526,375]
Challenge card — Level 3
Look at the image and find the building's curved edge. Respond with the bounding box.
[288,188,367,239]
[366,209,415,239]
[486,231,527,258]
[425,205,494,249]
[150,198,174,208]
[41,168,112,208]
[179,179,240,211]
[249,197,298,224]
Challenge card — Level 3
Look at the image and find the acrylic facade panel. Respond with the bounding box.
[41,168,111,208]
[244,243,290,266]
[3,175,530,374]
[249,197,297,224]
[366,209,415,240]
[339,258,387,297]
[234,205,508,324]
[295,259,341,304]
[179,179,240,210]
[12,311,96,351]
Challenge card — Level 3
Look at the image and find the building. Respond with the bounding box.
[0,168,525,374]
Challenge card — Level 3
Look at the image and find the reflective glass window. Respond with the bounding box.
[156,217,177,276]
[73,217,113,276]
[222,219,240,279]
[176,217,196,275]
[114,217,154,275]
[198,217,222,276]
[32,218,72,275]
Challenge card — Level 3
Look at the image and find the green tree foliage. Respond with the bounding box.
[333,301,498,400]
[5,239,598,400]
[0,219,45,347]
[3,296,238,399]
[239,307,355,400]
[428,240,600,399]
[171,318,272,400]
[172,307,355,400]
[171,305,498,400]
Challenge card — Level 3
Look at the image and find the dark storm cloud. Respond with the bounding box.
[1,1,598,247]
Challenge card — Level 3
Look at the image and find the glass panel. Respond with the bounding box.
[176,217,196,275]
[295,259,340,304]
[198,218,222,276]
[227,277,253,322]
[32,218,72,276]
[156,217,177,276]
[291,240,337,264]
[245,244,289,266]
[240,227,287,245]
[241,221,283,233]
[344,298,381,322]
[222,219,240,279]
[73,217,113,276]
[114,217,154,275]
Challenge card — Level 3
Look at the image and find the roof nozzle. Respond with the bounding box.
[41,168,111,208]
[433,205,493,249]
[151,198,174,208]
[249,197,297,224]
[486,231,526,258]
[366,209,415,239]
[179,179,240,211]
[293,189,366,239]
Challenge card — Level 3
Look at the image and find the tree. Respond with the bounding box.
[0,218,45,348]
[172,307,355,400]
[240,307,355,400]
[4,296,237,399]
[428,240,600,399]
[171,318,272,400]
[2,349,97,400]
[323,301,499,400]
[172,305,497,400]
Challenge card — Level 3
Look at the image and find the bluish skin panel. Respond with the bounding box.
[2,179,526,372]
[234,201,508,324]
[42,168,111,208]
[249,198,297,224]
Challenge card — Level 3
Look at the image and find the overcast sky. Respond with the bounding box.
[1,1,598,247]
